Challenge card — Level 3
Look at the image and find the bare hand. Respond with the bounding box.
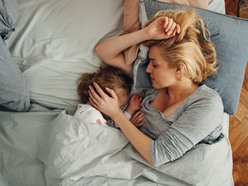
[145,16,180,40]
[125,94,142,115]
[88,82,121,119]
[130,111,145,128]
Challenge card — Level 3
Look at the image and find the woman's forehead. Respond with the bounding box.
[149,46,163,57]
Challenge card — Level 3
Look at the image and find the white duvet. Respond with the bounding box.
[38,111,232,186]
[0,106,233,185]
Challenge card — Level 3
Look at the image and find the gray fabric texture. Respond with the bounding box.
[134,0,248,115]
[139,85,224,167]
[0,0,19,40]
[0,105,233,186]
[0,37,30,111]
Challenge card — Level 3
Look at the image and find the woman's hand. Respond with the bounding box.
[89,82,121,119]
[145,16,180,40]
[125,94,142,115]
[130,111,145,128]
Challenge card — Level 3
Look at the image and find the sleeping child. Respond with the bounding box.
[74,66,144,128]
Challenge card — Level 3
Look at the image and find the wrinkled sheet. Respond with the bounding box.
[0,105,233,186]
[6,0,124,114]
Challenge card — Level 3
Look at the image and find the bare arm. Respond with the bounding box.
[89,82,154,165]
[95,16,180,74]
[95,29,150,74]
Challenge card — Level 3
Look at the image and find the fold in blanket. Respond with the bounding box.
[0,0,19,40]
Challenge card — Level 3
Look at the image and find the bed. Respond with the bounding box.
[1,0,248,185]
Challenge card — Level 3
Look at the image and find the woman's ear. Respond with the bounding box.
[176,65,181,73]
[175,64,183,80]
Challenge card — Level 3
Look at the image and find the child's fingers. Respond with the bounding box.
[135,120,145,127]
[137,121,145,127]
[133,111,144,120]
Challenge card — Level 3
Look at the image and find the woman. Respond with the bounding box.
[89,10,224,167]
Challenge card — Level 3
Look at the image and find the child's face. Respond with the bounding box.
[115,88,129,108]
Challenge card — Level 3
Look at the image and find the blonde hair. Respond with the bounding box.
[144,10,217,84]
[77,67,132,103]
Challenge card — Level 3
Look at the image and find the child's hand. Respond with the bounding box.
[130,111,145,128]
[125,94,142,115]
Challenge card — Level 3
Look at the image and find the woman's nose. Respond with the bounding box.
[146,62,151,73]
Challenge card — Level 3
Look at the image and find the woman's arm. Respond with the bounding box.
[95,29,149,74]
[95,16,180,74]
[89,82,154,166]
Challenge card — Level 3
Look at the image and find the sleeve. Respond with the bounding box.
[123,111,132,120]
[150,92,224,167]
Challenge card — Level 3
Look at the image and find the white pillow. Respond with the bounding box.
[7,0,124,113]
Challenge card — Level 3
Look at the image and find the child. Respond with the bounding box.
[74,66,144,127]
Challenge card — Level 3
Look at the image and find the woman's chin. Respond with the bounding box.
[151,82,158,88]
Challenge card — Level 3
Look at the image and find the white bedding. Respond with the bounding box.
[0,0,234,185]
[7,0,124,114]
[0,106,233,186]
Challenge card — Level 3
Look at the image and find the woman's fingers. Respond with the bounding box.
[165,18,173,32]
[93,82,107,98]
[89,85,101,102]
[176,24,180,33]
[88,90,98,105]
[106,87,118,100]
[162,16,180,36]
[89,97,97,108]
[167,22,176,35]
[163,16,168,28]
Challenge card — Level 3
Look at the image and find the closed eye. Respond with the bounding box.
[150,60,159,68]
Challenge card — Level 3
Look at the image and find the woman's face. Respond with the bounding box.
[146,46,177,89]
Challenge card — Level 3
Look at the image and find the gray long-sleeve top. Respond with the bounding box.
[140,85,224,167]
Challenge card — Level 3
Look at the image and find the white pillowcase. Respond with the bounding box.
[7,0,124,113]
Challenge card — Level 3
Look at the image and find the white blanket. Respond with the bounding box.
[42,111,233,186]
[0,107,233,186]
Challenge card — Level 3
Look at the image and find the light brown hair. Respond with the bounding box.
[77,67,132,103]
[144,10,217,84]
